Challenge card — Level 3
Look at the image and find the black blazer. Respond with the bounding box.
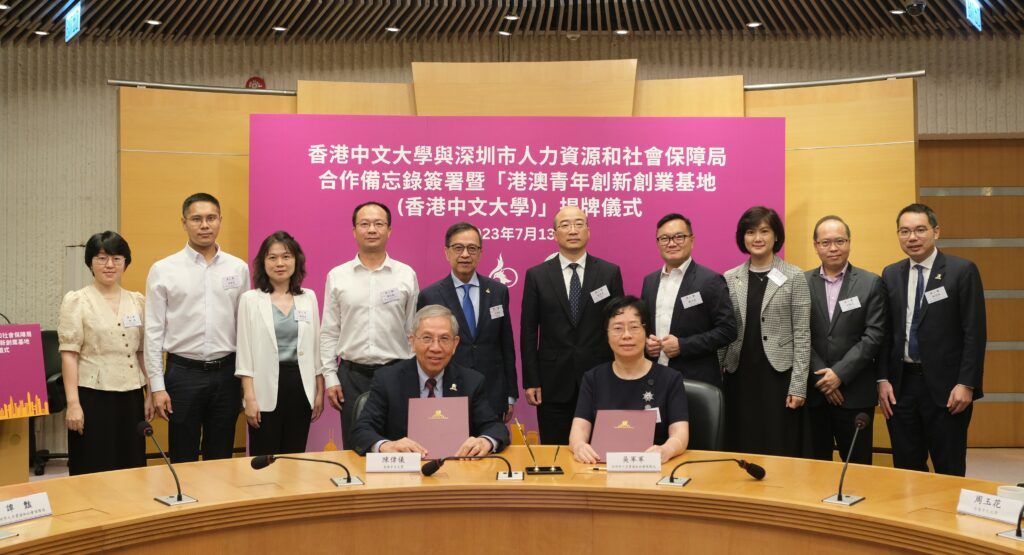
[350,358,510,455]
[804,263,887,409]
[640,260,736,388]
[417,273,518,417]
[520,254,624,404]
[880,251,986,407]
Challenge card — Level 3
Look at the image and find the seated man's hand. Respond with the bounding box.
[455,437,493,457]
[571,443,600,464]
[380,437,428,456]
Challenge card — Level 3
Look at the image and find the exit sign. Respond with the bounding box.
[965,0,982,32]
[65,2,81,42]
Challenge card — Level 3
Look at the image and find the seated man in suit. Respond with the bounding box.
[351,305,510,457]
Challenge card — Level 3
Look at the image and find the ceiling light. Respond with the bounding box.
[614,29,629,35]
[34,30,49,36]
[504,15,519,21]
[146,20,162,26]
[889,9,906,15]
[272,26,287,32]
[385,26,400,32]
[746,21,763,28]
[498,30,511,36]
[0,4,10,10]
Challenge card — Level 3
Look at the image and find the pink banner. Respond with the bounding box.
[250,114,784,451]
[0,324,49,420]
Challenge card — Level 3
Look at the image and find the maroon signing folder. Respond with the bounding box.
[590,409,657,462]
[408,397,469,459]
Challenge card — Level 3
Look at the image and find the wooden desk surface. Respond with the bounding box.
[0,447,1021,554]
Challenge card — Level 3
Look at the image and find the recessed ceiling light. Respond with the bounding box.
[146,20,162,26]
[34,30,49,36]
[889,9,906,15]
[498,30,511,36]
[746,21,763,28]
[385,26,400,32]
[272,26,287,32]
[614,29,629,35]
[0,4,10,10]
[504,15,519,21]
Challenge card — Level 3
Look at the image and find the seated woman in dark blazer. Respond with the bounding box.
[569,296,689,464]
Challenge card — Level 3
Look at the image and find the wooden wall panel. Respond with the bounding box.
[297,81,416,115]
[633,75,745,117]
[983,351,1024,393]
[940,247,1020,290]
[0,420,27,486]
[918,139,1024,187]
[924,197,1024,238]
[411,60,637,116]
[968,403,1024,447]
[984,299,1024,342]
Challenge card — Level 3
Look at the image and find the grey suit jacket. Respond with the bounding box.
[803,263,887,408]
[719,256,811,398]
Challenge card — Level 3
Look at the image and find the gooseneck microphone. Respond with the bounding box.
[657,458,766,487]
[421,455,522,480]
[823,412,870,506]
[137,421,197,506]
[250,454,364,487]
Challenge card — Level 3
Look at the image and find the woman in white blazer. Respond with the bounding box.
[718,207,811,458]
[236,231,324,456]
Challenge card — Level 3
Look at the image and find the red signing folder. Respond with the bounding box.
[408,397,469,459]
[590,410,657,462]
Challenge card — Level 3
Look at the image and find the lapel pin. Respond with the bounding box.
[450,383,458,392]
[935,273,942,281]
[485,288,491,294]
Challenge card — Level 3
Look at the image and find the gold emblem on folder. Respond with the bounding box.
[429,410,449,420]
[615,420,634,430]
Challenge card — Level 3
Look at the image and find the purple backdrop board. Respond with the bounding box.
[250,115,785,451]
[0,324,49,419]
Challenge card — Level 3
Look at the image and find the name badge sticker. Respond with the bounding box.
[366,452,422,473]
[294,309,311,323]
[925,287,948,304]
[646,406,662,423]
[681,292,703,309]
[590,285,611,303]
[839,297,862,312]
[380,288,401,304]
[489,305,505,320]
[123,314,142,328]
[221,275,241,290]
[607,452,661,473]
[767,268,788,286]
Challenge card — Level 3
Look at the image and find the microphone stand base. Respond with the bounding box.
[496,471,524,481]
[155,494,198,506]
[656,476,691,487]
[331,476,365,487]
[996,530,1024,542]
[0,530,19,541]
[526,466,564,475]
[822,493,864,506]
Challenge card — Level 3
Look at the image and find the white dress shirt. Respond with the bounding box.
[904,247,938,362]
[144,244,250,392]
[320,254,419,388]
[558,252,587,298]
[654,258,692,365]
[451,272,480,323]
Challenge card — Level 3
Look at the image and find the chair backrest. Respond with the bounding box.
[353,391,371,423]
[40,330,67,413]
[682,379,724,451]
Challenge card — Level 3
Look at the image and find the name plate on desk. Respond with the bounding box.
[956,489,1024,525]
[606,452,660,472]
[366,452,422,473]
[0,493,52,526]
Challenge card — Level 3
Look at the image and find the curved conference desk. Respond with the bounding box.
[0,447,1021,554]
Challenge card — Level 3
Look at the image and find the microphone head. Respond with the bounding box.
[739,460,766,480]
[854,412,871,430]
[421,458,445,477]
[136,421,154,437]
[250,455,275,470]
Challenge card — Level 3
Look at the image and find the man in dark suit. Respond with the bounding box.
[804,216,887,464]
[521,206,624,444]
[417,222,518,422]
[641,213,736,388]
[351,305,510,456]
[878,204,986,476]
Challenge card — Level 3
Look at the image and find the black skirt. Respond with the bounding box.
[68,386,146,475]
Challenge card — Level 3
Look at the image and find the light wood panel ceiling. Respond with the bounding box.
[1,0,1021,44]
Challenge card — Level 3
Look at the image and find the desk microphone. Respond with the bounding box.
[823,412,871,506]
[657,458,766,487]
[137,421,197,506]
[997,503,1024,542]
[250,454,364,487]
[421,455,523,480]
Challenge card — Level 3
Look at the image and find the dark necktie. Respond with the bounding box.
[908,264,925,362]
[568,262,582,325]
[461,284,476,339]
[425,377,437,398]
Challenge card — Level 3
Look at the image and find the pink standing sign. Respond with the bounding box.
[0,324,50,420]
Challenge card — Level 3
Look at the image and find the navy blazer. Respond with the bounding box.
[417,273,517,417]
[880,251,986,407]
[520,254,624,403]
[640,260,736,388]
[804,263,887,409]
[351,358,510,455]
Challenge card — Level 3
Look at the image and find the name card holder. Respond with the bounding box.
[606,452,660,473]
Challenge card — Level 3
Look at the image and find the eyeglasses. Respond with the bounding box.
[656,233,692,245]
[556,221,587,231]
[356,220,389,230]
[815,238,849,249]
[897,226,933,238]
[93,255,126,266]
[608,324,644,337]
[186,215,220,226]
[415,335,455,348]
[447,244,481,255]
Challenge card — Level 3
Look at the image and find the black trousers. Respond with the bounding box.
[808,404,874,465]
[165,356,241,463]
[68,386,146,476]
[248,361,312,456]
[887,372,972,476]
[339,361,389,450]
[537,399,576,445]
